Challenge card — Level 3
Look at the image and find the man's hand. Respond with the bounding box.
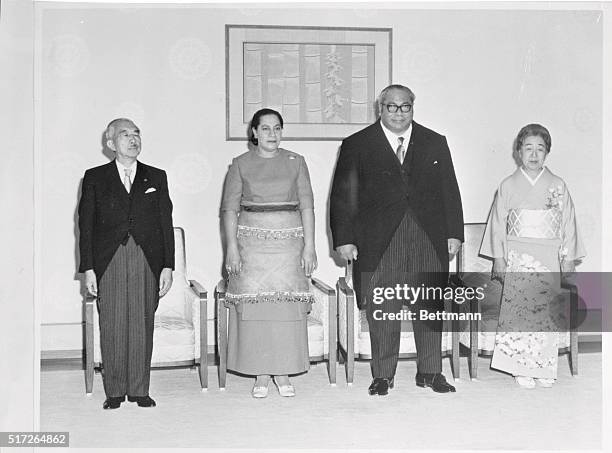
[491,257,506,283]
[336,244,358,262]
[447,238,462,260]
[159,268,173,297]
[85,269,97,296]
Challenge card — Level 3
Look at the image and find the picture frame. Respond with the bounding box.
[226,24,392,141]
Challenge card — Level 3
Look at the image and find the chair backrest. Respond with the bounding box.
[156,227,189,316]
[173,227,188,284]
[459,223,491,274]
[459,223,502,320]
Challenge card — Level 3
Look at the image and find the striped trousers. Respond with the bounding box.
[365,210,447,378]
[98,237,159,398]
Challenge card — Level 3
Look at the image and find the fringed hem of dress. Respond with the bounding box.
[225,291,314,304]
[237,225,304,240]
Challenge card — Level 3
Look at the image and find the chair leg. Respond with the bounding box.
[328,291,337,386]
[199,298,208,390]
[85,299,94,395]
[451,320,460,380]
[449,297,459,380]
[346,307,355,385]
[469,300,479,379]
[218,305,228,389]
[570,286,579,375]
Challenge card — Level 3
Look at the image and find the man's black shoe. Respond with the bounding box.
[102,396,125,410]
[368,377,394,396]
[128,395,157,407]
[415,373,456,393]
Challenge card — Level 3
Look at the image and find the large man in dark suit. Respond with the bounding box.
[330,85,464,395]
[78,118,174,409]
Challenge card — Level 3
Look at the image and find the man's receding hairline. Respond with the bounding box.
[378,85,415,105]
[106,118,138,140]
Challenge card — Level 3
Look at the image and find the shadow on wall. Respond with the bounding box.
[72,129,116,296]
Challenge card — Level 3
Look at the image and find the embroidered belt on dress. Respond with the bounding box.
[506,208,561,239]
[240,204,298,212]
[225,291,313,304]
[237,225,304,240]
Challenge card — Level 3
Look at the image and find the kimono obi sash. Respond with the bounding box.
[506,208,561,239]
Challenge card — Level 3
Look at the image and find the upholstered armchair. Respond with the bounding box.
[457,223,578,377]
[215,277,337,389]
[84,227,209,394]
[337,263,462,385]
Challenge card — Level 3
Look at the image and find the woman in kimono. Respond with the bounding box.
[221,108,317,398]
[480,124,585,388]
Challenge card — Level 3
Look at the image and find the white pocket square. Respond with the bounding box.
[433,160,439,165]
[145,187,157,194]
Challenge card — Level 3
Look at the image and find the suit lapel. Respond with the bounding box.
[130,161,148,203]
[371,120,403,170]
[403,122,425,171]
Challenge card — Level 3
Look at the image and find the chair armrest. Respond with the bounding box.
[84,296,95,343]
[190,279,207,299]
[188,280,207,362]
[448,273,466,288]
[85,294,95,311]
[560,279,577,293]
[312,277,334,294]
[310,277,334,337]
[215,279,229,386]
[337,277,354,297]
[84,295,96,394]
[337,276,355,355]
[215,278,229,308]
[312,278,337,381]
[310,278,330,321]
[560,279,579,331]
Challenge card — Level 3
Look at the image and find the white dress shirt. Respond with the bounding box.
[380,121,413,155]
[116,160,137,189]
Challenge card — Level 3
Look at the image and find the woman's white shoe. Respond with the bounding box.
[273,377,296,397]
[251,384,269,398]
[535,378,555,388]
[515,376,536,389]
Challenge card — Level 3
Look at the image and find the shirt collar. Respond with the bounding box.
[380,121,413,150]
[116,159,137,172]
[115,159,137,182]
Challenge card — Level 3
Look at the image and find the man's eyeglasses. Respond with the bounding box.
[382,103,413,113]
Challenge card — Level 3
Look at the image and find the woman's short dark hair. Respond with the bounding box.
[249,108,284,145]
[516,123,552,153]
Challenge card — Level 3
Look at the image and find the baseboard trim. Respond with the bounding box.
[41,349,82,360]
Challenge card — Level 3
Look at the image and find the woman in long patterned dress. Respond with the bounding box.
[480,124,585,388]
[221,108,317,398]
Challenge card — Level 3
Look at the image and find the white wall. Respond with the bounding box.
[36,3,603,352]
[1,0,36,430]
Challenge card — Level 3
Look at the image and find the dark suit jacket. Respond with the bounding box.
[330,120,464,307]
[78,160,175,280]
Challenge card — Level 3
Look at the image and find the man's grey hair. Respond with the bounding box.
[377,84,416,105]
[105,118,137,141]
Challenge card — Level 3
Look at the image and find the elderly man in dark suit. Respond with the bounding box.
[78,118,174,409]
[330,84,464,395]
